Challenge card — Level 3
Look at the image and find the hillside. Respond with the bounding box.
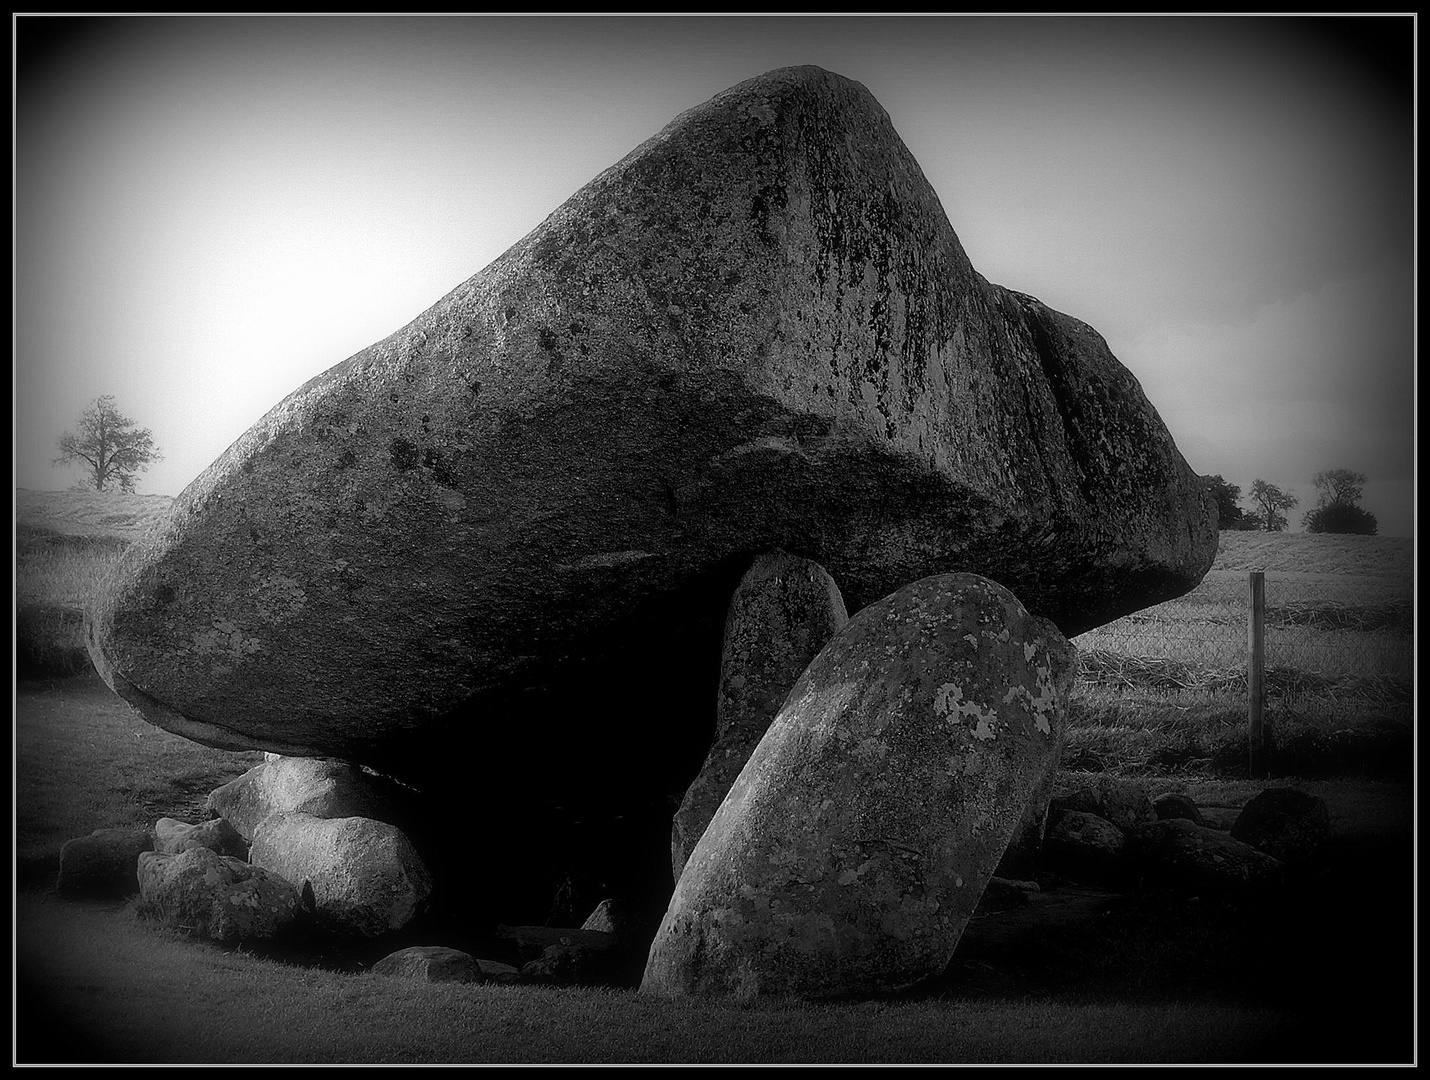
[14,489,176,544]
[1210,530,1413,579]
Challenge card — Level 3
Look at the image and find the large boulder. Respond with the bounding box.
[671,550,848,878]
[86,64,1214,779]
[641,573,1076,1001]
[136,847,301,942]
[248,812,433,937]
[205,756,410,842]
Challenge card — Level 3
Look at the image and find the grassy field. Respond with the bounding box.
[1068,530,1414,778]
[20,884,1359,1064]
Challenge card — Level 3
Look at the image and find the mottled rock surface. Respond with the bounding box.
[1152,792,1206,826]
[1126,819,1285,896]
[56,828,153,898]
[136,847,300,941]
[672,550,847,878]
[87,64,1213,774]
[248,812,433,937]
[153,816,248,858]
[1230,788,1331,865]
[1053,775,1155,835]
[641,573,1075,1001]
[206,757,408,842]
[1043,810,1127,885]
[372,947,517,984]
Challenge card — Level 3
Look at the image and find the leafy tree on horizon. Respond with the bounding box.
[53,395,163,494]
[1248,479,1297,532]
[1303,467,1378,535]
[1202,475,1245,530]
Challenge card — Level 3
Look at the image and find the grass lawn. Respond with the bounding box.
[15,882,1398,1065]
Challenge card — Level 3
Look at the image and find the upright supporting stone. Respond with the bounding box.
[642,572,1076,1001]
[671,551,847,878]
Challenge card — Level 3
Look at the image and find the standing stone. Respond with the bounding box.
[672,550,847,878]
[248,812,433,938]
[642,572,1075,1001]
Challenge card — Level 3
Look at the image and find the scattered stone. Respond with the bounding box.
[495,924,621,964]
[1043,811,1127,885]
[1126,818,1285,897]
[372,946,518,984]
[1230,788,1331,865]
[580,898,641,942]
[56,828,154,898]
[496,924,631,987]
[153,816,248,859]
[206,757,408,842]
[136,846,300,941]
[642,572,1076,1001]
[1053,775,1154,834]
[88,65,1215,779]
[1152,792,1205,826]
[672,550,848,878]
[248,812,433,937]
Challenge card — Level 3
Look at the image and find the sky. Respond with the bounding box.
[13,15,1416,535]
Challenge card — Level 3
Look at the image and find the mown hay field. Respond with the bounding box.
[1075,531,1413,680]
[1069,531,1415,776]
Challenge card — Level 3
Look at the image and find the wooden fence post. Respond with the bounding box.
[1248,570,1266,779]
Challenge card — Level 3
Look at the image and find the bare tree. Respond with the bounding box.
[1248,478,1297,532]
[54,395,163,494]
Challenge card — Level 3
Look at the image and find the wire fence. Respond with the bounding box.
[1072,569,1415,722]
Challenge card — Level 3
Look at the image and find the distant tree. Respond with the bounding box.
[1303,467,1377,534]
[1311,468,1367,510]
[1304,502,1378,535]
[1248,479,1297,532]
[1202,475,1245,530]
[54,395,163,494]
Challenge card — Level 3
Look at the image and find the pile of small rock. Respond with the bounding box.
[1040,776,1331,895]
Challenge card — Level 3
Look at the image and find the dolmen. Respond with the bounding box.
[84,66,1216,955]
